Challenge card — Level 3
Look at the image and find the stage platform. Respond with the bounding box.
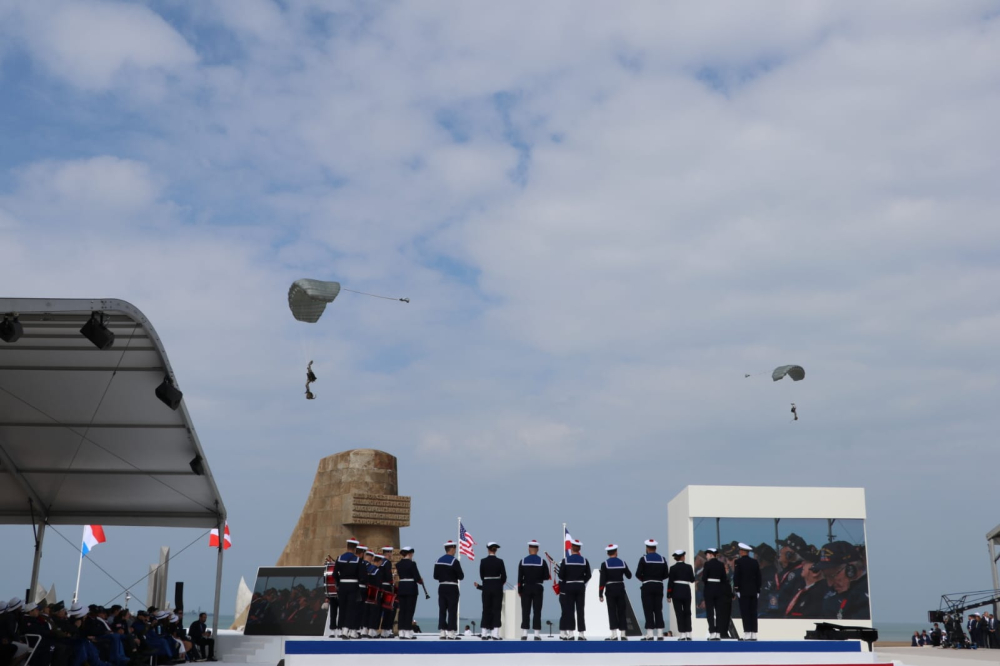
[282,637,881,666]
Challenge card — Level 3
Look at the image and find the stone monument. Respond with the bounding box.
[276,449,411,566]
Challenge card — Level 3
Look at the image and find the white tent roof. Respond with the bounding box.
[0,298,226,528]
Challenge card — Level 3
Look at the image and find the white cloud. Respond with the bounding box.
[11,0,197,91]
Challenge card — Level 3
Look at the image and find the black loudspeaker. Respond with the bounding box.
[156,377,183,410]
[174,583,184,612]
[80,312,115,350]
[189,455,204,476]
[928,610,945,623]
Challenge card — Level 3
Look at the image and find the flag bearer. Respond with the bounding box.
[559,539,591,640]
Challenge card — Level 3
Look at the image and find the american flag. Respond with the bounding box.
[459,522,476,561]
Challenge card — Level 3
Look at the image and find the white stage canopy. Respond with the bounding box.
[0,297,226,628]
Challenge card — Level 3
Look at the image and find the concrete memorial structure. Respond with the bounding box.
[277,449,411,566]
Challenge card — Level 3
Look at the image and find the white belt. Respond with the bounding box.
[707,578,721,583]
[339,579,358,583]
[440,581,459,585]
[484,576,502,580]
[641,580,664,585]
[399,579,415,582]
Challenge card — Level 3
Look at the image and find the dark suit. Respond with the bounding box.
[733,554,762,633]
[188,620,214,660]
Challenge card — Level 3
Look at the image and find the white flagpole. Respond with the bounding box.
[562,523,566,559]
[456,516,461,635]
[73,526,85,603]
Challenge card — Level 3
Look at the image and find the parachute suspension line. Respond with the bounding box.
[341,288,410,303]
[744,371,768,378]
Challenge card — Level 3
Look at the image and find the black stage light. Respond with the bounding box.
[189,455,204,476]
[155,376,183,410]
[80,311,115,350]
[0,314,23,343]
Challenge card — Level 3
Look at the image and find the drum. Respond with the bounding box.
[365,585,381,605]
[380,591,396,610]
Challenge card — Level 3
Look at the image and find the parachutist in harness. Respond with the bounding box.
[790,403,798,421]
[305,360,317,400]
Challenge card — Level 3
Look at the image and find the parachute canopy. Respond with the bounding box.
[772,365,805,382]
[288,279,341,323]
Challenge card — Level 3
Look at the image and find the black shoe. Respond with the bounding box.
[605,637,614,641]
[657,637,664,641]
[621,637,627,641]
[533,636,541,641]
[578,637,587,641]
[521,636,527,641]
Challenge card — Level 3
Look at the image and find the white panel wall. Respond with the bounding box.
[666,486,871,641]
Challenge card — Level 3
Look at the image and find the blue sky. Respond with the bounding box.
[2,0,1000,624]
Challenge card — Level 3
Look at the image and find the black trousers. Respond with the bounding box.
[337,584,358,631]
[194,637,215,660]
[397,594,418,633]
[520,587,543,629]
[605,591,627,631]
[671,594,692,633]
[704,590,723,634]
[717,596,733,638]
[381,586,395,632]
[738,593,758,632]
[353,587,367,630]
[327,596,339,631]
[481,588,503,629]
[438,586,459,631]
[560,587,586,631]
[641,584,664,629]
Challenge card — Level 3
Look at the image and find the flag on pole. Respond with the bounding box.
[459,522,476,561]
[209,522,232,550]
[564,527,574,558]
[81,525,106,557]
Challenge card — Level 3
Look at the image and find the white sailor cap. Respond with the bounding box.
[570,539,582,547]
[23,602,37,613]
[346,537,360,545]
[738,542,752,551]
[605,544,618,552]
[487,541,500,549]
[527,540,540,547]
[7,598,23,612]
[400,546,414,553]
[355,543,367,550]
[443,540,457,548]
[373,552,385,560]
[672,549,686,557]
[644,539,658,547]
[364,549,374,556]
[169,614,178,623]
[381,546,394,552]
[155,611,170,620]
[0,601,7,614]
[706,547,718,554]
[69,603,86,618]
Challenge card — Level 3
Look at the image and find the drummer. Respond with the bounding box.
[364,551,384,638]
[379,546,396,638]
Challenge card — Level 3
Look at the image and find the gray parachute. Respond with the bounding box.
[772,365,805,382]
[288,279,341,323]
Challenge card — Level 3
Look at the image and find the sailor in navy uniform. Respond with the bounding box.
[702,547,729,640]
[733,543,762,640]
[323,556,339,637]
[395,547,423,640]
[377,547,396,637]
[474,542,507,640]
[599,544,632,641]
[559,538,592,641]
[365,552,385,637]
[517,539,550,641]
[667,550,695,640]
[353,543,369,636]
[434,540,465,640]
[334,538,362,639]
[635,538,668,640]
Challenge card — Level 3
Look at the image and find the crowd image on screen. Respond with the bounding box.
[694,519,870,621]
[246,585,327,636]
[0,595,217,666]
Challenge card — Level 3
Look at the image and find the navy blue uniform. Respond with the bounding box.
[364,561,384,631]
[517,554,550,631]
[434,554,464,632]
[379,558,395,633]
[733,554,762,633]
[701,557,729,635]
[559,553,592,633]
[334,551,362,633]
[668,560,696,634]
[599,556,632,632]
[479,555,507,632]
[396,558,423,634]
[636,552,668,631]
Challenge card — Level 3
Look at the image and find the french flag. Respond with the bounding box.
[209,522,232,550]
[81,525,106,557]
[564,527,573,558]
